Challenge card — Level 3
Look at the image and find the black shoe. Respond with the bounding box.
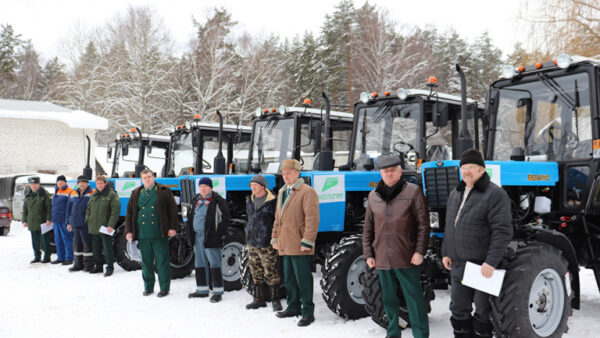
[297,316,315,327]
[30,258,41,264]
[104,268,114,277]
[157,290,169,298]
[276,310,300,318]
[41,258,51,263]
[246,298,267,309]
[271,299,283,312]
[51,260,63,264]
[61,260,73,265]
[188,291,209,298]
[89,265,103,274]
[69,266,83,272]
[143,290,153,296]
[210,294,222,303]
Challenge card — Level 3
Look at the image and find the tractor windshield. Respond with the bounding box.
[171,133,194,176]
[353,102,421,169]
[251,118,295,173]
[492,72,592,161]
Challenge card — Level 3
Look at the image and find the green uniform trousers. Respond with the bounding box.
[138,238,171,292]
[283,255,314,317]
[30,230,51,260]
[91,234,114,268]
[378,266,429,338]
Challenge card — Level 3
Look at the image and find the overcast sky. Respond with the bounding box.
[0,0,526,64]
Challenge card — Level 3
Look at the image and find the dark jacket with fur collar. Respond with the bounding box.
[442,172,512,267]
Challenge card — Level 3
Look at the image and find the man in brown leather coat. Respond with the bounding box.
[363,155,430,338]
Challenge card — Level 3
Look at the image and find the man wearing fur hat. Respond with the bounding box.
[271,159,319,327]
[442,149,512,338]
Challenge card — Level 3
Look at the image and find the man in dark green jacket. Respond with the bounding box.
[125,169,177,297]
[86,175,120,276]
[22,176,53,263]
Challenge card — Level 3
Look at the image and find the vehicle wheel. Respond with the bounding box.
[169,234,194,279]
[361,264,433,329]
[221,226,246,291]
[113,226,142,271]
[1,227,9,236]
[490,242,572,338]
[239,245,286,300]
[320,234,368,319]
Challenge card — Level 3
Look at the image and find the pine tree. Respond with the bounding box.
[0,24,23,97]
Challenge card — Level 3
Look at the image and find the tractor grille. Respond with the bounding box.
[424,166,460,208]
[180,178,196,204]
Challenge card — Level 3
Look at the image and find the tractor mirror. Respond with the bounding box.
[432,102,449,127]
[122,143,129,156]
[106,144,113,162]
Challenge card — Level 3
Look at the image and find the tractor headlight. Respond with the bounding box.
[501,65,515,79]
[557,53,572,69]
[255,108,262,118]
[279,105,286,115]
[360,92,369,103]
[397,88,408,100]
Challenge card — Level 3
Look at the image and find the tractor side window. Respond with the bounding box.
[566,165,589,207]
[332,122,352,168]
[299,121,318,171]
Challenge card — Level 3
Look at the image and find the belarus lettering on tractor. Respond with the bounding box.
[420,54,600,337]
[317,72,485,322]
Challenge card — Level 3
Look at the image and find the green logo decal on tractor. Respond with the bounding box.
[123,181,137,191]
[212,179,220,187]
[322,177,339,192]
[485,168,493,179]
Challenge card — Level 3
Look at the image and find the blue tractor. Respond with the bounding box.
[417,55,600,337]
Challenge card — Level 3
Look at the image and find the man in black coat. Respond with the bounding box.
[442,149,512,338]
[244,174,282,311]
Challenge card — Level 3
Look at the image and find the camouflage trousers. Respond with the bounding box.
[248,245,281,286]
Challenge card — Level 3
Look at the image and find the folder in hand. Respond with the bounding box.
[461,261,506,297]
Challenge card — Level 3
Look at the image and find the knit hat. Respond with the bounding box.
[280,159,302,171]
[56,175,67,182]
[459,148,485,168]
[250,174,268,188]
[77,175,89,183]
[198,177,213,188]
[28,176,40,184]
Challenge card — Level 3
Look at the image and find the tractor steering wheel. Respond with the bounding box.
[202,159,212,170]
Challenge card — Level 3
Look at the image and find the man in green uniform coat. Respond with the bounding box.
[86,175,120,276]
[125,169,178,297]
[22,176,53,263]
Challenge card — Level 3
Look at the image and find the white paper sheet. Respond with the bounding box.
[99,226,115,236]
[41,223,53,234]
[461,261,506,297]
[127,239,141,261]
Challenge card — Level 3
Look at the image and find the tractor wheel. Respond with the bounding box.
[169,234,195,279]
[490,242,572,338]
[113,226,142,271]
[239,245,286,300]
[320,234,368,319]
[361,265,433,329]
[221,226,246,291]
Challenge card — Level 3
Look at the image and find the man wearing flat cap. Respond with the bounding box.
[245,174,282,311]
[22,176,53,263]
[271,159,319,327]
[442,149,512,338]
[363,154,431,338]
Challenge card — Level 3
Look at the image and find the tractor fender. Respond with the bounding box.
[525,227,580,310]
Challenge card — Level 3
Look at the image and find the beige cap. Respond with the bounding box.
[281,159,302,171]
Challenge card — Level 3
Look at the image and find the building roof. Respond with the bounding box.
[0,99,108,130]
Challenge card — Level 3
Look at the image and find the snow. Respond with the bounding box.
[1,221,598,337]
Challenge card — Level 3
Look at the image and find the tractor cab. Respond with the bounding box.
[248,102,354,174]
[106,131,170,178]
[167,115,252,177]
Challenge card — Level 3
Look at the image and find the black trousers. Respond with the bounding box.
[449,261,492,323]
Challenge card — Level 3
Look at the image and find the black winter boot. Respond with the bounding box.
[270,285,283,312]
[83,255,94,272]
[451,317,473,338]
[90,265,103,274]
[69,256,84,272]
[104,266,114,277]
[246,283,267,309]
[189,267,209,298]
[473,317,493,338]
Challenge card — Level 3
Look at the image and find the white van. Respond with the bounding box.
[11,174,70,221]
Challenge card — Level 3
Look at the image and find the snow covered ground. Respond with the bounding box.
[1,221,598,338]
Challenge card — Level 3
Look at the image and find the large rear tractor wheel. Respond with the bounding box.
[221,226,246,291]
[114,226,142,271]
[169,233,195,279]
[491,242,572,338]
[320,234,368,319]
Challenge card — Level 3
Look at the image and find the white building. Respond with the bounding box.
[0,99,108,178]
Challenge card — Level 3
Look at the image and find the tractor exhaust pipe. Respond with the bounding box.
[214,111,226,174]
[83,135,93,179]
[319,92,334,171]
[134,127,145,178]
[456,64,473,154]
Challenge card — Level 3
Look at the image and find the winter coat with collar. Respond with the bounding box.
[51,185,75,223]
[270,179,319,256]
[124,183,179,240]
[66,186,95,228]
[23,187,52,232]
[245,189,277,248]
[86,187,120,234]
[362,178,430,269]
[184,191,231,248]
[441,172,513,268]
